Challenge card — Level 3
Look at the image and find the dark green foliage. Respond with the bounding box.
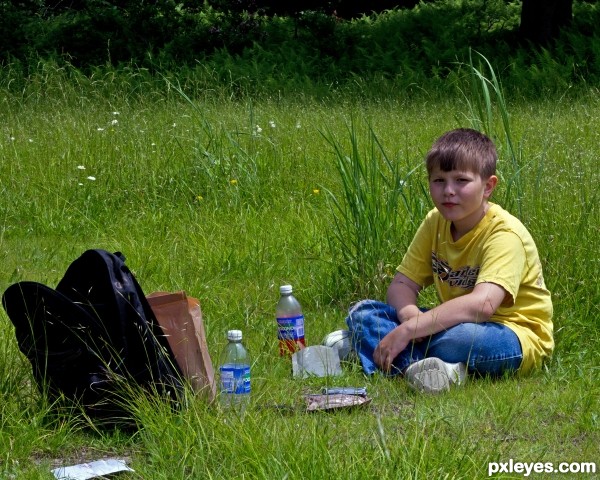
[0,1,40,59]
[1,1,599,95]
[34,7,132,65]
[3,0,191,66]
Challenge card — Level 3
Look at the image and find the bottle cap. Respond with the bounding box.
[280,285,293,294]
[227,329,243,341]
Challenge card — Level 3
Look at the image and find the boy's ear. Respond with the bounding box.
[484,175,498,198]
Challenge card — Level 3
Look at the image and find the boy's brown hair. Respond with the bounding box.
[425,128,497,179]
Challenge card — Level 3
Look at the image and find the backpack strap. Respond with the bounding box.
[56,249,183,393]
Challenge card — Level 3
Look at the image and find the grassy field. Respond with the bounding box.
[0,63,598,479]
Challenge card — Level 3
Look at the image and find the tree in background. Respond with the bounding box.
[215,0,577,45]
[0,0,593,67]
[520,0,573,44]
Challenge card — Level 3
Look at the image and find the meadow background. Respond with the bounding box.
[1,1,599,479]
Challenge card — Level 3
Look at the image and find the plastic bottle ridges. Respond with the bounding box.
[219,329,251,412]
[276,285,306,356]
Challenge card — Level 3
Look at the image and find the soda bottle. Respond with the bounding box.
[218,329,251,412]
[276,285,306,356]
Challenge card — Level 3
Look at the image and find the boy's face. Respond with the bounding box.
[429,167,497,237]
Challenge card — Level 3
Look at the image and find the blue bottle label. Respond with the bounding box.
[277,315,305,341]
[219,364,251,394]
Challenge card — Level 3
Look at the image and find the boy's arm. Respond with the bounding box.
[374,281,507,372]
[386,273,423,323]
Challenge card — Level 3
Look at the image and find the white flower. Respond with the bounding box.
[112,111,120,115]
[111,119,118,125]
[269,120,276,128]
[97,127,104,131]
[87,176,96,181]
[296,122,301,129]
[10,136,15,141]
[77,165,86,170]
[256,125,262,133]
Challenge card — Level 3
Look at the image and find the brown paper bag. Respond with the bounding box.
[147,291,216,401]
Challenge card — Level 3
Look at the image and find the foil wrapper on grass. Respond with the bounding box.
[305,393,371,412]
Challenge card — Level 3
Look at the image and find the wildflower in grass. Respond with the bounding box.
[97,127,104,131]
[77,165,86,170]
[269,120,276,128]
[111,119,118,126]
[253,124,262,136]
[313,188,320,195]
[296,121,301,129]
[87,176,96,181]
[113,111,120,115]
[230,179,238,185]
[196,195,203,201]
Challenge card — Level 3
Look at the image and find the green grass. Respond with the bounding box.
[0,64,598,478]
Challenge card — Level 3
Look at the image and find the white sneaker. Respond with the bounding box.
[404,357,467,394]
[322,329,353,361]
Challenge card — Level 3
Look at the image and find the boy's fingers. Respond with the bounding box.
[374,346,386,371]
[381,352,392,372]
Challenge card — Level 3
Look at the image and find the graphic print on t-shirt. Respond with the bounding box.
[431,252,480,289]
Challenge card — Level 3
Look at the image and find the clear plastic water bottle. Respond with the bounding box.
[219,330,251,412]
[276,285,306,356]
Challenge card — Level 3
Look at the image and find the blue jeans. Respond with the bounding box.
[345,300,523,376]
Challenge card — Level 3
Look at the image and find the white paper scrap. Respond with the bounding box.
[52,458,134,480]
[292,345,342,378]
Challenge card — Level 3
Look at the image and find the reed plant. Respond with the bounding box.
[321,120,427,299]
[456,49,524,217]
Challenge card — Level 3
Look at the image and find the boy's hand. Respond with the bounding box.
[373,325,411,373]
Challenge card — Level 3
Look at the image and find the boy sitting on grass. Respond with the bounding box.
[345,128,553,393]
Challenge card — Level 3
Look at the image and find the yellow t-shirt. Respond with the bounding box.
[397,203,554,374]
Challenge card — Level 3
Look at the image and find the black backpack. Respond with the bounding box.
[1,249,183,423]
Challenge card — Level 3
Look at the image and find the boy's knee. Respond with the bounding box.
[348,299,386,320]
[346,300,398,333]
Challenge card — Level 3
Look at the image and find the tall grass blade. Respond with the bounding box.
[459,49,523,217]
[321,119,423,298]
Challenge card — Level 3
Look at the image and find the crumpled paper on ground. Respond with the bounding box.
[292,345,343,378]
[52,458,133,480]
